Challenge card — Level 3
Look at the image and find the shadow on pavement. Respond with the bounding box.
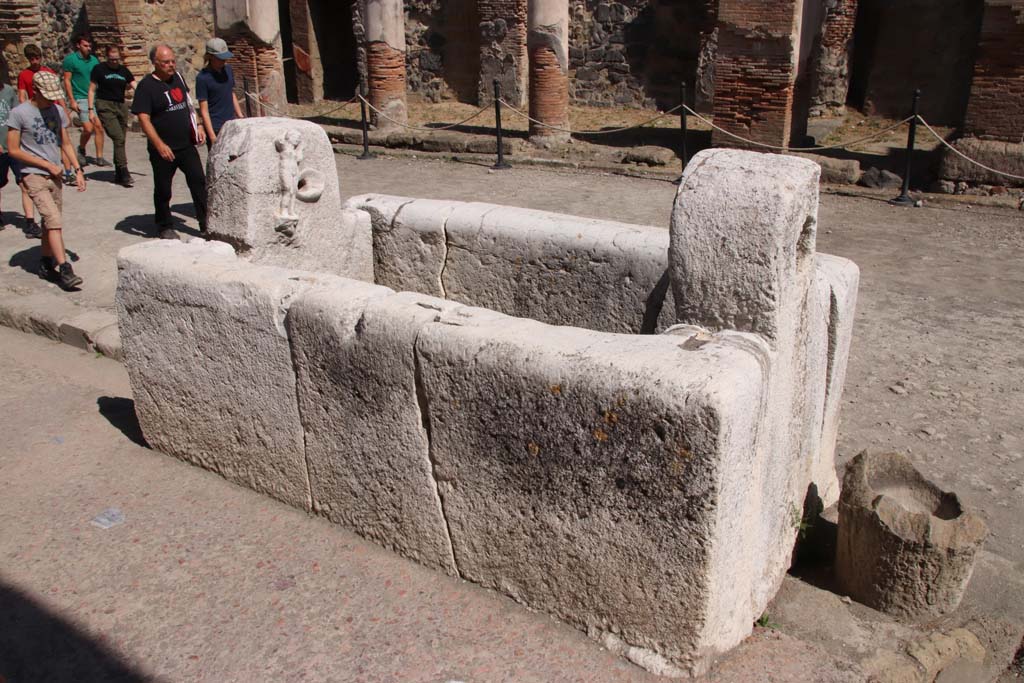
[8,247,80,276]
[113,204,201,240]
[0,579,150,683]
[97,397,149,449]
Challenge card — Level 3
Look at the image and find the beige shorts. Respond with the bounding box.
[21,173,63,231]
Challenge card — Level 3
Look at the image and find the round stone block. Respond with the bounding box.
[835,450,988,617]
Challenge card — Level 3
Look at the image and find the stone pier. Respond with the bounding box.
[527,0,571,142]
[364,0,407,128]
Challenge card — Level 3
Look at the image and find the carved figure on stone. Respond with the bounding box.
[276,129,303,222]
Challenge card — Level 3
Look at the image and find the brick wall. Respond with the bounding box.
[963,1,1024,141]
[478,0,528,105]
[809,0,856,117]
[711,0,802,148]
[224,32,285,115]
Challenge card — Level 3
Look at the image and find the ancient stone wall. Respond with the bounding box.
[478,0,528,105]
[809,0,857,117]
[0,0,42,72]
[963,1,1024,142]
[405,0,480,103]
[853,0,983,126]
[569,0,715,110]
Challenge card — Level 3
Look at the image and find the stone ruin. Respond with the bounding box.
[115,117,860,677]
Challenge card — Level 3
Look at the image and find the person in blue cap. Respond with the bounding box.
[196,38,245,148]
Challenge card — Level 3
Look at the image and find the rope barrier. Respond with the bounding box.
[681,105,914,152]
[357,95,491,132]
[244,91,359,120]
[916,116,1024,182]
[497,99,684,135]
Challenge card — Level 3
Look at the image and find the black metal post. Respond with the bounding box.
[243,77,253,118]
[492,79,511,170]
[672,81,688,185]
[890,88,921,206]
[358,84,375,160]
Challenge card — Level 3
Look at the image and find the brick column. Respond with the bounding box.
[527,0,570,142]
[478,0,528,106]
[365,0,407,128]
[711,0,804,149]
[963,0,1024,141]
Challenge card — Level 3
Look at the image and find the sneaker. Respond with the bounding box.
[94,157,111,167]
[158,228,181,240]
[76,147,88,167]
[63,169,75,184]
[116,167,134,188]
[39,256,58,281]
[57,261,83,290]
[25,219,42,238]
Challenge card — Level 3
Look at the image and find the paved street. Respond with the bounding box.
[1,132,1022,680]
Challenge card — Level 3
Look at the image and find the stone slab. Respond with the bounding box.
[938,138,1024,188]
[91,323,124,361]
[207,118,371,279]
[116,239,321,510]
[441,201,676,334]
[58,310,118,351]
[816,253,860,505]
[0,292,83,342]
[288,286,462,574]
[416,311,771,675]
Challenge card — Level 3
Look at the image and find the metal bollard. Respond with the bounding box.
[358,85,375,161]
[243,77,253,118]
[492,79,511,170]
[673,81,688,185]
[890,89,921,207]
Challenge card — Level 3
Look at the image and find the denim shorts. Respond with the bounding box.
[75,99,95,121]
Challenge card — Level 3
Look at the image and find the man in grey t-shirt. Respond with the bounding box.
[6,71,86,290]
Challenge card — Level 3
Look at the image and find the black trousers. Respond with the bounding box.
[148,145,206,228]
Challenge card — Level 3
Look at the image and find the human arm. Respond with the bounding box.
[63,69,78,112]
[17,88,28,103]
[88,80,96,113]
[137,112,174,161]
[59,123,86,191]
[232,92,244,119]
[199,100,215,143]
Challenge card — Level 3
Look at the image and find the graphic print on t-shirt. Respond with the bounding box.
[168,87,184,105]
[30,112,61,145]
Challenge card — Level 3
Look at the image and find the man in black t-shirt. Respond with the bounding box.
[90,45,135,186]
[131,44,206,237]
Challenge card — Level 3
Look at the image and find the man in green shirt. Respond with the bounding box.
[62,34,107,167]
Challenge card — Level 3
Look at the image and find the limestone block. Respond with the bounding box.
[938,138,1024,187]
[207,117,371,279]
[116,239,326,510]
[670,148,829,584]
[344,195,454,297]
[288,288,462,574]
[442,203,676,334]
[670,148,821,342]
[836,451,988,617]
[58,310,118,351]
[816,254,860,505]
[416,312,774,675]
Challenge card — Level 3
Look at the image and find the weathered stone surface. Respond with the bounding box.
[442,202,675,334]
[288,287,462,574]
[116,239,321,510]
[816,253,860,505]
[58,310,118,351]
[344,195,451,297]
[346,194,678,334]
[207,117,372,279]
[938,137,1024,188]
[794,152,862,185]
[416,311,770,675]
[836,450,989,617]
[859,167,903,190]
[670,148,831,589]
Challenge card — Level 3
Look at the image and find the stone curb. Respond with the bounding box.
[0,294,122,361]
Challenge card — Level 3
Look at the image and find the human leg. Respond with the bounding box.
[96,100,127,177]
[90,109,106,163]
[75,99,93,157]
[176,146,207,230]
[149,147,177,228]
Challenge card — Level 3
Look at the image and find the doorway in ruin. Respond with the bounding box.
[309,0,360,100]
